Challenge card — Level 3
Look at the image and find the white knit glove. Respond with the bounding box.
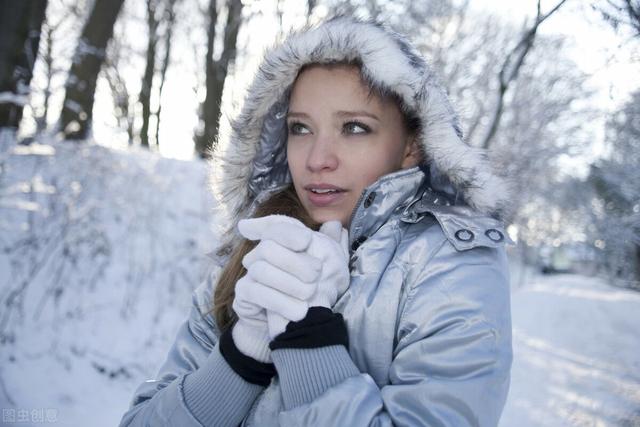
[233,215,321,363]
[305,221,350,308]
[238,215,350,339]
[230,290,272,363]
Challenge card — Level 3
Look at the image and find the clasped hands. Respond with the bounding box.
[231,215,350,363]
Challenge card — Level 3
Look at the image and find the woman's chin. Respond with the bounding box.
[309,210,348,228]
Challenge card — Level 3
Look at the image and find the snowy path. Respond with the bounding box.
[501,274,640,427]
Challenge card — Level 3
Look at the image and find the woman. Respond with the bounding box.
[120,15,513,427]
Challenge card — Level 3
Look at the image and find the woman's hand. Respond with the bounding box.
[305,220,350,308]
[232,214,321,362]
[237,215,350,338]
[230,284,273,363]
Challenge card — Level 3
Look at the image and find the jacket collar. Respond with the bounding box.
[348,166,428,251]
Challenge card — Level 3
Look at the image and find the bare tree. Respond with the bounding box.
[194,0,244,158]
[480,0,568,149]
[35,4,80,132]
[445,14,593,232]
[104,51,134,145]
[58,0,125,140]
[494,41,595,228]
[36,16,55,132]
[139,0,161,148]
[103,3,136,146]
[0,0,48,131]
[594,0,640,36]
[154,0,179,147]
[433,10,594,225]
[345,1,594,256]
[194,0,218,157]
[587,89,640,285]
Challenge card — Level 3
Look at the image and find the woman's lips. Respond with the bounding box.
[306,189,346,207]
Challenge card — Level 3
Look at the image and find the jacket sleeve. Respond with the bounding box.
[275,238,513,427]
[119,275,265,427]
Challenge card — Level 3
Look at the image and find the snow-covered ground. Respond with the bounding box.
[1,139,639,426]
[0,137,217,426]
[501,274,640,427]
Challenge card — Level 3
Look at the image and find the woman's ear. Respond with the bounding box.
[401,136,422,169]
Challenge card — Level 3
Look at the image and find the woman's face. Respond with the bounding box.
[286,64,419,228]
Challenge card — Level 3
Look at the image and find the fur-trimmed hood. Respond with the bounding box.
[208,14,510,252]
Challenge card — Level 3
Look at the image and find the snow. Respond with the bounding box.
[1,139,639,426]
[501,274,640,426]
[0,137,217,426]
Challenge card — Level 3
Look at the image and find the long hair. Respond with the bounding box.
[208,185,320,331]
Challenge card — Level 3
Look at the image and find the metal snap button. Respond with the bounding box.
[364,192,376,208]
[455,229,474,242]
[485,229,504,242]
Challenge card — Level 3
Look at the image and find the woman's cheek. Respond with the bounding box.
[286,146,305,181]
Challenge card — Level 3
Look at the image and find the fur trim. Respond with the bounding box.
[208,15,511,250]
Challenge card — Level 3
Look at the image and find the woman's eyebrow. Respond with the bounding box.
[286,111,309,119]
[336,110,379,121]
[286,110,380,121]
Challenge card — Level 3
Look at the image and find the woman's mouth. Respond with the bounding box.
[305,184,347,207]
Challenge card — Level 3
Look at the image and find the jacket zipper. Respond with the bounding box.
[347,189,367,248]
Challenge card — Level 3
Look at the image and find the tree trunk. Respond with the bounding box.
[104,61,134,145]
[59,0,125,140]
[480,0,567,150]
[154,0,178,147]
[194,0,244,158]
[37,19,54,132]
[139,0,159,148]
[0,0,48,129]
[194,0,217,158]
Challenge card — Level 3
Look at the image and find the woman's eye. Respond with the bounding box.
[343,121,370,135]
[287,121,370,135]
[288,122,310,135]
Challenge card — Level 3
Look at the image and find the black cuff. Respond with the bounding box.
[269,306,349,351]
[218,326,276,387]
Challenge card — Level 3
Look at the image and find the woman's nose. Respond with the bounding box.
[306,135,338,172]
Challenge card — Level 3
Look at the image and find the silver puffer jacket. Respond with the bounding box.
[121,15,514,427]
